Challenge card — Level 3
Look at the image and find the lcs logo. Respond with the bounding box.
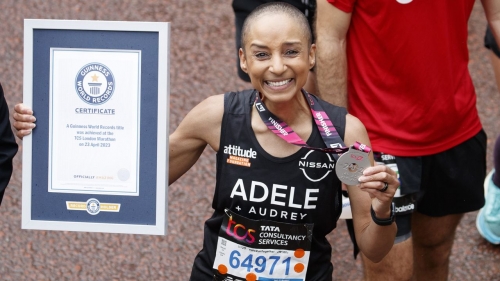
[225,215,256,244]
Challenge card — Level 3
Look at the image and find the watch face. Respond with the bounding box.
[335,148,371,185]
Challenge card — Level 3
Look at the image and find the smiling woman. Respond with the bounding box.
[12,2,400,280]
[238,9,314,106]
[232,0,316,84]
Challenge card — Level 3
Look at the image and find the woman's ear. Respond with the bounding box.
[309,43,316,69]
[239,48,248,73]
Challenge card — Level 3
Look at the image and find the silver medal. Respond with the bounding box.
[335,147,371,185]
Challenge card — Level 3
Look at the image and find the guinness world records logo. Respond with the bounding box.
[86,198,101,215]
[75,62,115,105]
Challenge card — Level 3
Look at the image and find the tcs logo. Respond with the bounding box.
[226,215,256,244]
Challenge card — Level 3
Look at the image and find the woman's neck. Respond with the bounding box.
[261,91,311,125]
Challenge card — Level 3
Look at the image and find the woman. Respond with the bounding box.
[14,3,399,280]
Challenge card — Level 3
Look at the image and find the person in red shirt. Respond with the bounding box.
[315,0,500,280]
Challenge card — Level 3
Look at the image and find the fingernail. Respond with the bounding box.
[31,124,36,128]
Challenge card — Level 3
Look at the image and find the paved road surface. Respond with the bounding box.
[0,1,499,280]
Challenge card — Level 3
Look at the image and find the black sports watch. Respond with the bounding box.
[370,202,395,226]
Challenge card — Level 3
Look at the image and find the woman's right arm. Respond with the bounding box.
[12,94,225,185]
[168,94,224,184]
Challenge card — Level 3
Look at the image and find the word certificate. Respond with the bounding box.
[49,48,141,196]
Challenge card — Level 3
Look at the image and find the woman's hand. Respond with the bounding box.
[358,164,399,218]
[12,103,36,139]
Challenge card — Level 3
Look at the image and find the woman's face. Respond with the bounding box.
[239,13,316,104]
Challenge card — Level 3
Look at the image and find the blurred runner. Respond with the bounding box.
[476,25,500,245]
[0,83,18,206]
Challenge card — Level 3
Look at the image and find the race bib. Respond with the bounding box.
[213,209,313,281]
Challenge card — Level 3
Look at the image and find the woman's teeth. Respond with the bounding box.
[266,79,291,87]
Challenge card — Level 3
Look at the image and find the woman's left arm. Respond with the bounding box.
[342,114,398,263]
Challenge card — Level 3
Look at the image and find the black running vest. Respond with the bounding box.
[190,90,347,280]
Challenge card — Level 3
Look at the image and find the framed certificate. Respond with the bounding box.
[22,19,169,235]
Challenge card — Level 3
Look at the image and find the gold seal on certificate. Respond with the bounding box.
[335,147,371,186]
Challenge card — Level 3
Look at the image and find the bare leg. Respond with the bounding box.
[411,211,463,281]
[361,238,413,281]
[490,51,500,92]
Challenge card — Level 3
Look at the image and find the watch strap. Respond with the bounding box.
[370,202,395,226]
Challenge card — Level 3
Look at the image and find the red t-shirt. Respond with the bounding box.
[327,0,481,156]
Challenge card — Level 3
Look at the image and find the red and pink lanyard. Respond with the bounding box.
[254,90,371,158]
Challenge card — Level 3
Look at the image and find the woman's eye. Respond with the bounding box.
[255,52,268,58]
[285,49,299,56]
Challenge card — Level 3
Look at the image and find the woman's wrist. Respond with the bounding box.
[371,203,395,226]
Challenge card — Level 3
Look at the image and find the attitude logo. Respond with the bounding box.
[298,150,335,182]
[224,144,257,167]
[75,62,115,105]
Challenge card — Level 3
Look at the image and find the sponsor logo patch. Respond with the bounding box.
[224,145,257,167]
[299,150,335,182]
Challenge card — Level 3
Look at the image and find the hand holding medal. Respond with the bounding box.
[335,142,371,186]
[334,142,398,196]
[334,140,399,220]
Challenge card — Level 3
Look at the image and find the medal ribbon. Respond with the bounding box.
[254,90,371,157]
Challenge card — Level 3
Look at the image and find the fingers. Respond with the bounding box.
[12,103,36,139]
[14,103,34,115]
[356,165,399,217]
[13,118,36,139]
[357,165,399,196]
[13,103,35,120]
[362,165,397,178]
[358,170,397,188]
[14,126,35,139]
[13,119,36,136]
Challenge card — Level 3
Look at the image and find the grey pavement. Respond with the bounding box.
[0,0,499,280]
